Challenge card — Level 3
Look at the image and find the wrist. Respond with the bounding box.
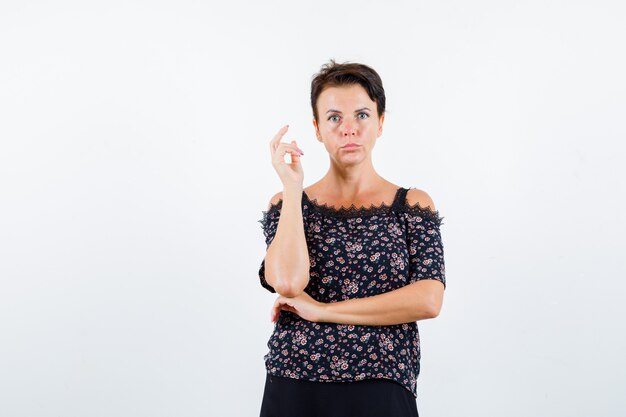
[282,187,303,204]
[283,185,303,196]
[318,301,334,323]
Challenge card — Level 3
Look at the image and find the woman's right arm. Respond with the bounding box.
[263,185,310,297]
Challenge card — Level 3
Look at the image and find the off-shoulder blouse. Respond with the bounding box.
[257,187,446,398]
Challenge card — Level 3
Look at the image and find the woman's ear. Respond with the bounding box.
[312,118,322,141]
[377,114,385,137]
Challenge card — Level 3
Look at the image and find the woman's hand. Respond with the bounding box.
[269,125,305,189]
[271,291,326,323]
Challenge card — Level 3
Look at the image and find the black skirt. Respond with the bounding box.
[259,373,419,417]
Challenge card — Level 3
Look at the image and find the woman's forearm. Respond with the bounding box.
[318,281,438,326]
[264,186,310,297]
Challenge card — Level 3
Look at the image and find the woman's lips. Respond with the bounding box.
[342,144,360,149]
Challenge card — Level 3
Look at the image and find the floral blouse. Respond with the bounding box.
[257,187,446,398]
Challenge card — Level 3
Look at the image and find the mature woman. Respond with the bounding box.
[257,59,446,417]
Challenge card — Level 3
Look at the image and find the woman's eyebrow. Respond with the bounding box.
[326,107,372,114]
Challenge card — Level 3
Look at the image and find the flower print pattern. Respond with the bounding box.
[257,187,445,398]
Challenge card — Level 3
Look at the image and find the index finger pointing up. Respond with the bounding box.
[270,124,289,151]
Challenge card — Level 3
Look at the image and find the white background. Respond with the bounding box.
[1,1,625,416]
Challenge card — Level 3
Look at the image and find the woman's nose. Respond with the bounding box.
[342,122,356,136]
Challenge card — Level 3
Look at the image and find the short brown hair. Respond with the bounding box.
[310,59,386,123]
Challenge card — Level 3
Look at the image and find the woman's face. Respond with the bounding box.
[313,84,384,166]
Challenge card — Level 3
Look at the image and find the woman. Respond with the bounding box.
[258,59,446,417]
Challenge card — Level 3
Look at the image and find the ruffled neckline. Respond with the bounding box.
[303,189,400,219]
[260,187,444,225]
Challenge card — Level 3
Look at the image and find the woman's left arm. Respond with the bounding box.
[270,279,444,326]
[320,279,444,325]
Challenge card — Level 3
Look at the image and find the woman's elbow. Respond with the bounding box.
[275,274,309,297]
[265,255,310,297]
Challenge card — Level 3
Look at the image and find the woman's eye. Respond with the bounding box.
[328,113,368,122]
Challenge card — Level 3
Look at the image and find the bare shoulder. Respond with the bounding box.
[267,191,283,210]
[406,187,437,212]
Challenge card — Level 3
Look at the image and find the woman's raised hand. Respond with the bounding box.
[270,125,305,189]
